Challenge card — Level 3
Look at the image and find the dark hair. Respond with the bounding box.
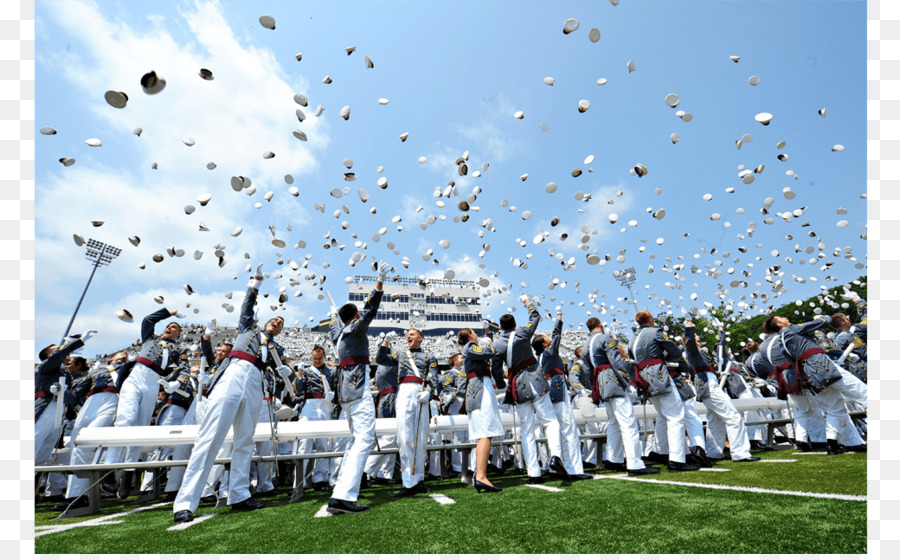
[312,346,325,357]
[531,335,546,356]
[69,356,88,371]
[586,317,601,331]
[456,329,473,346]
[574,345,583,359]
[339,303,358,324]
[830,313,848,329]
[408,328,423,338]
[745,341,759,353]
[449,353,462,366]
[39,344,57,361]
[763,316,781,334]
[635,310,653,326]
[499,314,516,331]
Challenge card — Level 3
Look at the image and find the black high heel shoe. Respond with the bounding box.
[474,480,502,493]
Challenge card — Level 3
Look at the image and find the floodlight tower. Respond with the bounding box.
[61,239,121,343]
[613,267,639,313]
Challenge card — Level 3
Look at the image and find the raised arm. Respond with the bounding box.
[141,307,173,342]
[550,315,563,356]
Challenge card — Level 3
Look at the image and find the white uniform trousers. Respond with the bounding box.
[834,365,867,405]
[808,380,864,445]
[35,399,68,496]
[603,395,647,470]
[65,392,118,498]
[298,398,332,484]
[140,402,187,491]
[516,390,563,478]
[647,390,687,463]
[105,364,162,467]
[787,393,825,444]
[446,399,467,473]
[552,397,584,474]
[428,399,443,477]
[364,431,397,480]
[252,400,276,493]
[395,382,430,488]
[164,396,198,493]
[330,392,376,502]
[172,359,262,514]
[698,372,751,460]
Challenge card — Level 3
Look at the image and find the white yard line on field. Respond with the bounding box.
[314,504,332,518]
[35,502,171,537]
[524,484,564,493]
[602,474,865,501]
[430,494,455,505]
[699,468,731,472]
[758,459,798,463]
[167,513,218,530]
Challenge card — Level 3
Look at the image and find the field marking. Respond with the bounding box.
[35,502,170,538]
[602,474,865,501]
[793,452,827,455]
[524,484,564,492]
[758,459,798,463]
[430,494,455,505]
[699,468,731,472]
[314,504,333,518]
[167,513,218,531]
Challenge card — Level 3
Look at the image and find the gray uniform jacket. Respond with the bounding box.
[136,308,185,373]
[34,337,85,421]
[538,319,568,403]
[627,326,689,398]
[331,288,384,404]
[779,319,843,393]
[834,330,866,362]
[683,325,715,402]
[568,358,591,398]
[850,298,868,342]
[377,345,439,394]
[491,304,549,405]
[462,341,495,413]
[207,286,265,396]
[584,331,631,402]
[373,351,399,418]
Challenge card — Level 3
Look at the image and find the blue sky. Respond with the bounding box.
[34,1,867,356]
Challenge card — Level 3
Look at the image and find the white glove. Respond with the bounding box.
[846,353,860,363]
[324,391,335,403]
[248,277,262,290]
[416,389,431,404]
[175,312,186,319]
[482,319,491,329]
[276,365,292,379]
[813,315,829,323]
[377,262,391,282]
[164,380,181,394]
[256,263,264,276]
[384,331,397,340]
[80,329,97,343]
[205,319,217,336]
[329,305,338,318]
[274,405,295,421]
[518,293,528,303]
[50,384,62,396]
[478,336,492,347]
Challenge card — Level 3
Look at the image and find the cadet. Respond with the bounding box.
[365,338,399,485]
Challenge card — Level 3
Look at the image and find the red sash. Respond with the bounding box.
[135,357,165,375]
[227,350,265,370]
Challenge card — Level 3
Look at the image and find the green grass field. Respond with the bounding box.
[35,448,866,554]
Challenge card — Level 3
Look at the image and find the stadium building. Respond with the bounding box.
[339,275,485,336]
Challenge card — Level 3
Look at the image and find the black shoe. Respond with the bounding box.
[502,459,514,470]
[199,495,217,504]
[117,471,134,499]
[582,461,597,471]
[795,440,812,452]
[51,496,88,511]
[690,446,713,468]
[549,456,570,481]
[101,481,117,496]
[810,441,827,451]
[571,473,595,480]
[602,460,627,472]
[314,481,330,492]
[394,482,429,498]
[668,461,700,472]
[826,439,844,455]
[371,477,392,486]
[749,440,765,451]
[627,467,660,477]
[474,480,502,493]
[42,494,65,503]
[733,456,761,462]
[645,451,669,464]
[326,498,370,514]
[254,489,277,497]
[231,498,264,512]
[173,510,194,524]
[846,443,867,452]
[360,473,372,489]
[527,476,545,484]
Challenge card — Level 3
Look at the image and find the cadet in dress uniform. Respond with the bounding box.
[107,307,185,498]
[173,268,285,523]
[439,353,469,478]
[583,317,658,476]
[192,334,235,503]
[762,315,866,455]
[683,321,757,462]
[377,328,440,497]
[533,313,589,479]
[291,346,333,492]
[490,298,568,483]
[325,262,390,515]
[627,310,698,472]
[568,346,603,469]
[457,328,504,492]
[35,333,93,498]
[365,339,399,485]
[830,314,867,382]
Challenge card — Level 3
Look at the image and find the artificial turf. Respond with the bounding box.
[34,447,866,554]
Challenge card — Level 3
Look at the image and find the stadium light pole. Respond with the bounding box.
[613,267,639,313]
[60,239,121,343]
